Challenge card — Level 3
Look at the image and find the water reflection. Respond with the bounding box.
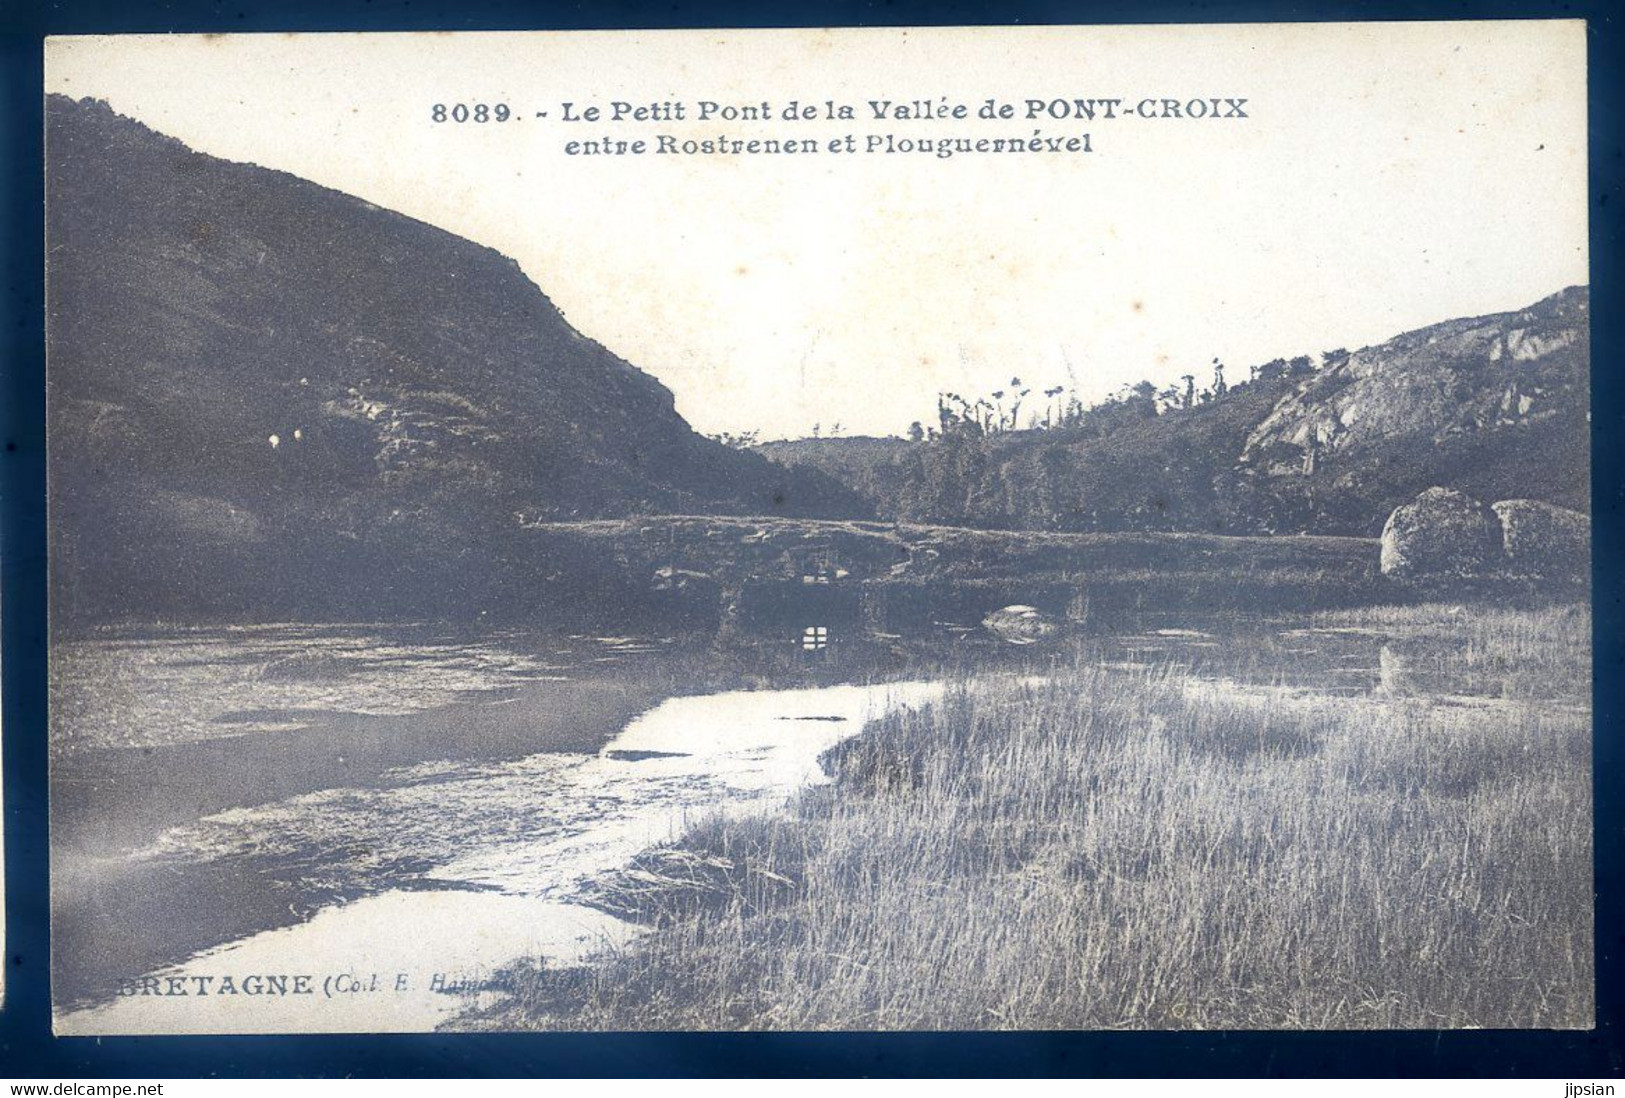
[58,678,948,1034]
[52,602,1587,1029]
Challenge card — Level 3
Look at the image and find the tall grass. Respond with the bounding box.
[471,609,1592,1031]
[1314,602,1591,687]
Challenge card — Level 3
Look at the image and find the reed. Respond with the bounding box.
[475,604,1592,1031]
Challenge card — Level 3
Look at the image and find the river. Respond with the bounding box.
[50,612,1580,1034]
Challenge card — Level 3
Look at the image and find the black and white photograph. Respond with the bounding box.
[42,23,1591,1035]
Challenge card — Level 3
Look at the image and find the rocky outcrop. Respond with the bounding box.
[1380,488,1589,591]
[1243,289,1588,479]
[756,289,1588,538]
[1492,499,1590,585]
[1380,488,1503,584]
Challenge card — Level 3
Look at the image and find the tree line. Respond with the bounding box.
[908,349,1347,445]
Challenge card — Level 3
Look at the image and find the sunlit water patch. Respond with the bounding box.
[58,678,944,1034]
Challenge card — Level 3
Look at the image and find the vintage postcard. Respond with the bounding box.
[45,23,1590,1034]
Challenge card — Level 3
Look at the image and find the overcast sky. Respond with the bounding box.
[47,24,1587,439]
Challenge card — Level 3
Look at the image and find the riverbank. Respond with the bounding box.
[463,602,1593,1030]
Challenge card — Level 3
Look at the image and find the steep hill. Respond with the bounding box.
[47,95,867,623]
[1239,286,1589,524]
[760,289,1589,536]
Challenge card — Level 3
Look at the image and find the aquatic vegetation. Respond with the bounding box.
[475,604,1592,1030]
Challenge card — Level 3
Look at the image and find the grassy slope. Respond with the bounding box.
[48,96,871,627]
[468,604,1592,1031]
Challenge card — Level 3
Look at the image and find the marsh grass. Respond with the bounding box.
[1315,602,1592,693]
[471,605,1592,1031]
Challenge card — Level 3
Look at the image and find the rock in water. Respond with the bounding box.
[982,604,1060,645]
[1492,499,1590,585]
[1380,487,1502,584]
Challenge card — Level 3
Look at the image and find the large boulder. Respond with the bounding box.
[1492,499,1590,585]
[1380,487,1502,585]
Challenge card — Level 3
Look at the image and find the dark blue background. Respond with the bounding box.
[1,0,1619,1077]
